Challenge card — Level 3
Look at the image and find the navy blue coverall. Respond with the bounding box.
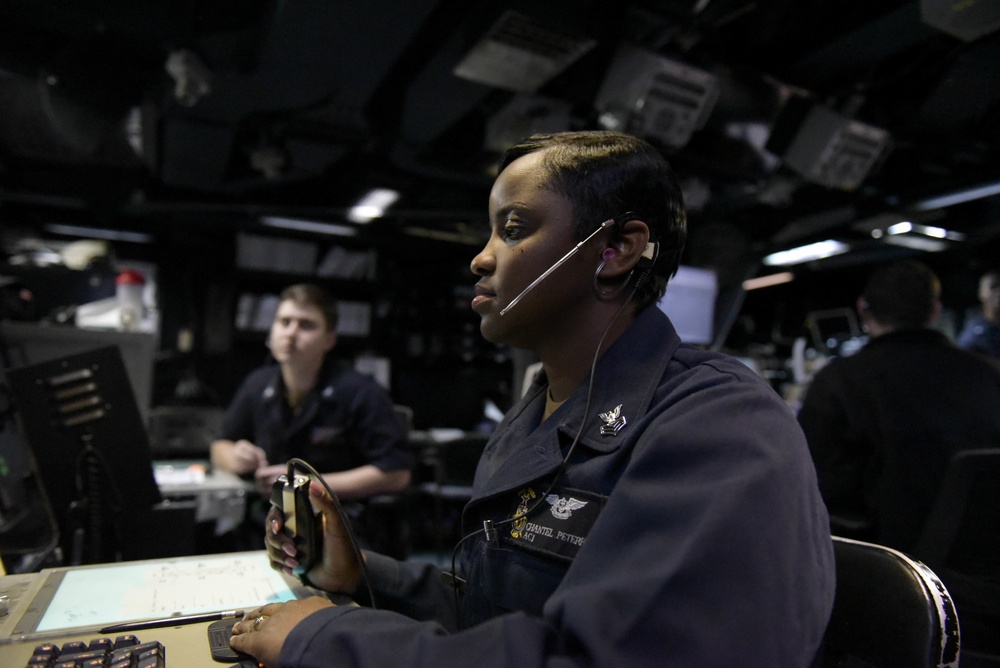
[280,307,835,667]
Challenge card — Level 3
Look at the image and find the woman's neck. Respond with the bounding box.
[539,306,636,402]
[542,386,566,421]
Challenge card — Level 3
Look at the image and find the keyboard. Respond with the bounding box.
[21,634,165,667]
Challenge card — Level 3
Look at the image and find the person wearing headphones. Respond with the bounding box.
[210,283,412,536]
[230,132,835,667]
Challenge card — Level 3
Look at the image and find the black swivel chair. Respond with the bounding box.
[362,405,417,559]
[819,536,961,668]
[913,448,1000,666]
[415,434,489,555]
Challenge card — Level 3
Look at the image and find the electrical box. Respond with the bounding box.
[780,105,890,191]
[595,44,719,149]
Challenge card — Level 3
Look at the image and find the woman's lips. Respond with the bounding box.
[471,293,495,311]
[471,284,497,312]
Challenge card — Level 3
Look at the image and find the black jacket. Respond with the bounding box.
[798,327,1000,551]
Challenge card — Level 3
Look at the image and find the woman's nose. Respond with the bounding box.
[471,245,494,276]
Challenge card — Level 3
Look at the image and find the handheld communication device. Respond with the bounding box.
[270,473,323,575]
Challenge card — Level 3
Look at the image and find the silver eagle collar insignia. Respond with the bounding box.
[598,403,626,436]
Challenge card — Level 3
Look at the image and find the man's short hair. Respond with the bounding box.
[279,283,339,330]
[499,131,687,311]
[861,260,940,329]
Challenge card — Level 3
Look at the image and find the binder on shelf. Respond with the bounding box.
[316,246,378,281]
[237,233,318,275]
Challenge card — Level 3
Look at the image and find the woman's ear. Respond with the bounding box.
[601,218,651,277]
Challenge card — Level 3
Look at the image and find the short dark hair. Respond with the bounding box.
[499,131,687,311]
[861,260,940,329]
[279,283,338,330]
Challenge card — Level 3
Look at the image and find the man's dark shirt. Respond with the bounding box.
[218,359,412,476]
[798,327,1000,551]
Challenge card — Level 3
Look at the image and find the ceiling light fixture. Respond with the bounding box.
[762,240,849,266]
[883,221,965,242]
[44,224,153,244]
[882,235,949,252]
[743,272,795,290]
[402,226,483,245]
[910,181,1000,211]
[260,216,357,237]
[347,189,399,223]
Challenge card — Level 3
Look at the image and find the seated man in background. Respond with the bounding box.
[798,260,1000,551]
[211,283,412,545]
[956,268,1000,360]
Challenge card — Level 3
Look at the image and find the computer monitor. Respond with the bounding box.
[4,346,162,565]
[658,265,718,345]
[806,307,863,356]
[0,322,157,425]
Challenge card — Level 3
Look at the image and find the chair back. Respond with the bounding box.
[819,536,960,668]
[913,448,1000,574]
[393,405,415,435]
[419,434,489,494]
[912,448,1000,662]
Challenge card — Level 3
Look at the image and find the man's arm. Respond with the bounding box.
[321,464,411,499]
[211,438,269,476]
[213,369,271,476]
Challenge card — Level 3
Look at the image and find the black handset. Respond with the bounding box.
[270,473,323,574]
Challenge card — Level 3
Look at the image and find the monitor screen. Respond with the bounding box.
[806,307,862,355]
[658,265,718,345]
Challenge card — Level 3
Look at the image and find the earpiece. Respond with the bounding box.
[639,241,659,268]
[602,248,617,261]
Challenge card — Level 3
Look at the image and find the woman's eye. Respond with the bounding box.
[501,223,525,241]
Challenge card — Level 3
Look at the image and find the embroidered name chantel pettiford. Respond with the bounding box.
[505,486,606,561]
[517,521,586,546]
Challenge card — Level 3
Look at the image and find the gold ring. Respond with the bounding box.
[252,615,266,631]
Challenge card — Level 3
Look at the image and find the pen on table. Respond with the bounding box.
[99,609,246,634]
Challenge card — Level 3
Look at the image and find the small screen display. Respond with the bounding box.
[32,552,296,634]
[659,265,718,345]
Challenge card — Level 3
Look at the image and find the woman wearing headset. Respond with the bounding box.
[232,131,835,667]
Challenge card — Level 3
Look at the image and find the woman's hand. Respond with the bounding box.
[230,598,335,668]
[265,479,364,594]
